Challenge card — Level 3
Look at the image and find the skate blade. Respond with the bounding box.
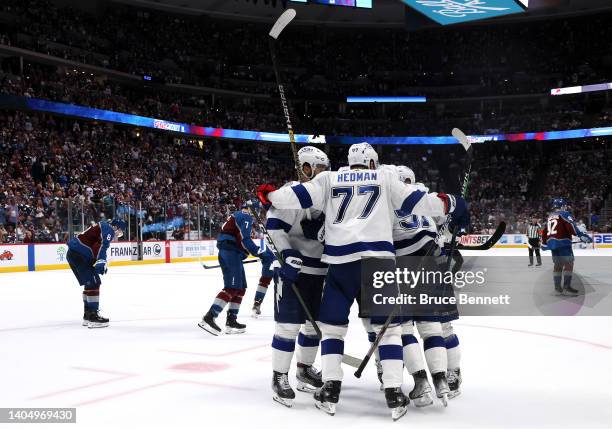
[82,320,88,327]
[87,322,109,329]
[272,394,293,408]
[315,401,336,416]
[391,405,408,421]
[412,393,434,408]
[225,327,246,335]
[251,311,260,319]
[448,390,461,400]
[296,381,318,393]
[198,322,221,336]
[562,290,579,296]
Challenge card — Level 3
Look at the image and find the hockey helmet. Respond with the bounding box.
[348,142,379,169]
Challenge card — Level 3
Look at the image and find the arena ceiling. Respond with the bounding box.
[99,0,611,27]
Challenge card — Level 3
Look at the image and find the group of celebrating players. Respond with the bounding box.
[63,141,592,421]
[198,142,469,421]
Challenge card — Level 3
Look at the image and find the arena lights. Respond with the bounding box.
[551,82,612,96]
[346,96,427,103]
[290,0,372,8]
[7,95,612,146]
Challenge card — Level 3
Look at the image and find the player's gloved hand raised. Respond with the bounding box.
[257,248,275,265]
[279,249,303,285]
[300,213,325,241]
[94,259,107,275]
[257,184,277,209]
[439,194,470,231]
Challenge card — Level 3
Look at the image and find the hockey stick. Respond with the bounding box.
[266,11,362,368]
[354,128,473,378]
[455,221,506,251]
[201,259,258,270]
[268,9,308,183]
[445,128,474,271]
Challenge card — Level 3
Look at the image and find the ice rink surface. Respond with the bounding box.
[1,248,611,429]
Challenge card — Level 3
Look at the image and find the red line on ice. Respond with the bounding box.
[30,367,136,399]
[73,380,255,406]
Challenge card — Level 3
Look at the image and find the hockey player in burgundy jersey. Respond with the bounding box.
[198,202,275,336]
[542,198,593,295]
[67,219,126,328]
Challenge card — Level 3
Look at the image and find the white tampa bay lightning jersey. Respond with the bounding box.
[268,168,447,264]
[265,182,327,276]
[393,182,438,256]
[393,213,438,256]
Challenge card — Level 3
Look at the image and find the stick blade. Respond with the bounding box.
[452,128,471,152]
[269,9,296,39]
[341,354,363,369]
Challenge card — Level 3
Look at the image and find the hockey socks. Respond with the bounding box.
[255,276,272,302]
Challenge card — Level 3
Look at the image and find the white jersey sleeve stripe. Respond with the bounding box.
[399,190,426,213]
[291,184,313,208]
[265,217,292,233]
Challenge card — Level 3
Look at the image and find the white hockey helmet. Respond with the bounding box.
[396,165,416,184]
[297,146,330,179]
[348,142,379,169]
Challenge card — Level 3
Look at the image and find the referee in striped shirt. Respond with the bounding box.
[526,217,542,267]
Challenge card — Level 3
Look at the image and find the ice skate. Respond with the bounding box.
[314,380,341,416]
[384,387,409,421]
[272,371,295,407]
[198,311,221,336]
[447,368,462,399]
[225,314,246,334]
[296,364,323,393]
[83,310,109,328]
[563,285,580,296]
[409,370,434,407]
[554,284,563,295]
[432,371,450,407]
[251,298,262,318]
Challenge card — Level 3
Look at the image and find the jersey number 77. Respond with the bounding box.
[331,185,381,223]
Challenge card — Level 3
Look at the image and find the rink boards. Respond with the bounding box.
[0,234,610,273]
[0,240,261,273]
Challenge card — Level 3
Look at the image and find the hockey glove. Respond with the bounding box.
[258,248,275,265]
[300,213,325,241]
[279,249,303,285]
[439,194,470,232]
[94,259,108,275]
[257,184,277,209]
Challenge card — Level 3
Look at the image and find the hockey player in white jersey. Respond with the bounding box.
[392,166,452,406]
[258,143,470,420]
[265,146,330,408]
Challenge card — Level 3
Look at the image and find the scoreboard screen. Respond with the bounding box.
[290,0,373,8]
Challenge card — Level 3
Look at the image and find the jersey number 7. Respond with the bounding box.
[331,185,381,223]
